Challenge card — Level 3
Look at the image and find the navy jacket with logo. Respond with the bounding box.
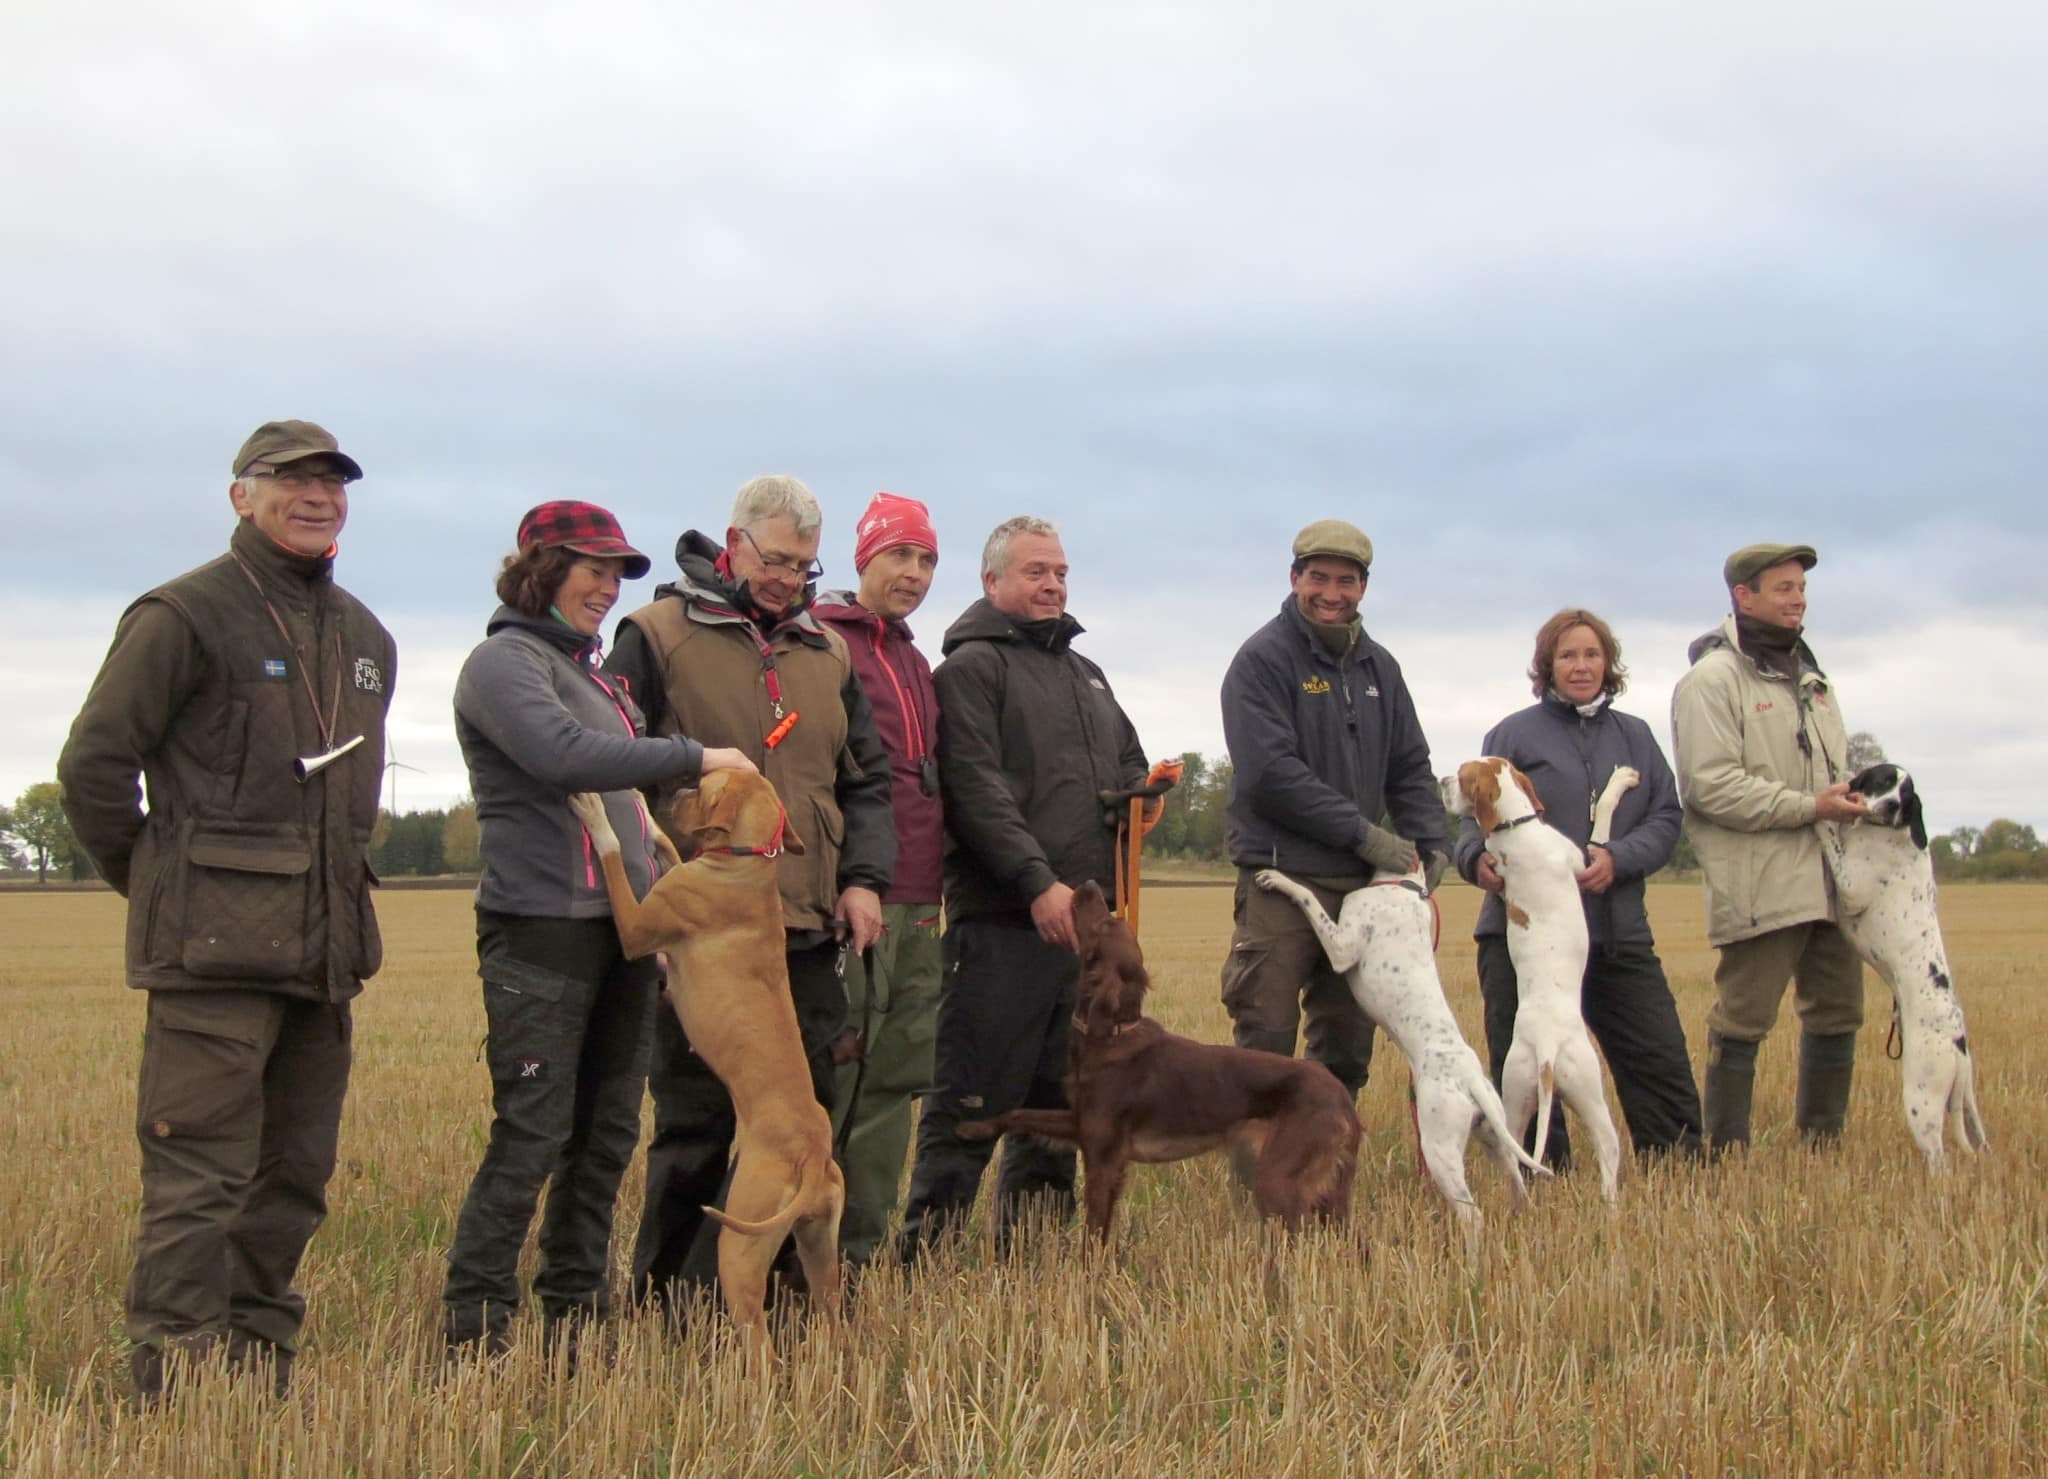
[1222,597,1445,877]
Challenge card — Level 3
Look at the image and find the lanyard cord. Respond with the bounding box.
[231,553,343,753]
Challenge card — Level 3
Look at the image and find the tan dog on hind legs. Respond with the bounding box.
[1254,863,1547,1259]
[1443,758,1631,1201]
[567,772,844,1357]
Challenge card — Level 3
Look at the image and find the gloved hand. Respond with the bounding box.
[1423,850,1449,896]
[1355,822,1419,876]
[1138,757,1185,835]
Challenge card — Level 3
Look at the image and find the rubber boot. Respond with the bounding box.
[1795,1029,1857,1146]
[1703,1030,1758,1159]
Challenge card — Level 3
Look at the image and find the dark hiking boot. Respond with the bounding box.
[1795,1030,1858,1146]
[1703,1031,1759,1159]
[226,1332,294,1397]
[442,1304,513,1366]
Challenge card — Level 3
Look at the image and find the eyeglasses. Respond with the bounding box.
[248,464,353,491]
[738,527,824,583]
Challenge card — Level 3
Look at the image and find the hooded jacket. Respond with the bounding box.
[1221,597,1446,877]
[607,532,895,935]
[454,605,703,918]
[932,597,1148,923]
[1671,614,1850,947]
[812,589,943,904]
[59,519,394,1000]
[1453,693,1681,945]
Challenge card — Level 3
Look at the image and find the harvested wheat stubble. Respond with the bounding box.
[2,884,2044,1476]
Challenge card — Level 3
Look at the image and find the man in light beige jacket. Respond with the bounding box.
[1672,543,1869,1155]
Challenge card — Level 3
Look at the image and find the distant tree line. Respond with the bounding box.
[2,748,2042,886]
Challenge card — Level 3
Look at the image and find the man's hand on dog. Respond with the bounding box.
[1475,851,1506,894]
[1032,881,1079,951]
[1814,781,1869,823]
[836,885,883,952]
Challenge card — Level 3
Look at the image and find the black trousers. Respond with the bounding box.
[895,919,1079,1261]
[1475,934,1704,1164]
[632,938,846,1309]
[443,911,659,1334]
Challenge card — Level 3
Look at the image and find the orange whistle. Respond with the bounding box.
[764,711,800,749]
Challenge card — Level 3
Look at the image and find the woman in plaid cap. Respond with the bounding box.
[441,500,754,1360]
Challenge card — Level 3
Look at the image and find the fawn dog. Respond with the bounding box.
[960,880,1359,1238]
[567,771,842,1357]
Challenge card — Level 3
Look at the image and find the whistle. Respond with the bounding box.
[295,733,366,781]
[765,711,800,749]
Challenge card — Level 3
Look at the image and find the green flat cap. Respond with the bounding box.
[1292,518,1373,571]
[233,420,364,481]
[1723,542,1817,590]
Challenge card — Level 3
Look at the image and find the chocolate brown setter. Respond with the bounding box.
[960,881,1360,1239]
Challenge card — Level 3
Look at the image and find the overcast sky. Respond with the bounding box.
[5,1,2044,836]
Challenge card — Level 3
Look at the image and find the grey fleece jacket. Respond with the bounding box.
[454,606,704,918]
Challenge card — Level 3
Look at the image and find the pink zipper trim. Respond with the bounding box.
[869,613,926,757]
[584,667,653,863]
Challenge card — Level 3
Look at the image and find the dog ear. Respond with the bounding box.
[1460,762,1500,834]
[1902,776,1927,850]
[1508,765,1545,815]
[781,817,807,855]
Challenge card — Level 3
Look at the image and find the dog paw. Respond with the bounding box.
[565,791,607,829]
[1254,869,1287,894]
[956,1120,997,1141]
[1608,766,1640,790]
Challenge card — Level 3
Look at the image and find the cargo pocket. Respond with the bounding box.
[181,834,312,979]
[805,796,847,922]
[478,953,579,1090]
[1219,940,1271,1013]
[136,992,270,1142]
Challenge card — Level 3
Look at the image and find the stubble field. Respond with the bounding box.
[2,881,2045,1476]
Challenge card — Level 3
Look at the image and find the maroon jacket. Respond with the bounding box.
[813,590,942,904]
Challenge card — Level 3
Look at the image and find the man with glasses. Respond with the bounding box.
[607,475,895,1312]
[58,420,395,1402]
[1217,519,1447,1128]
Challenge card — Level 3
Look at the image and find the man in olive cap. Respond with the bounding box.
[59,420,394,1401]
[1671,543,1867,1155]
[1217,519,1447,1113]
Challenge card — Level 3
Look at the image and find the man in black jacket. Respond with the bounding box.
[895,515,1149,1261]
[1219,520,1447,1102]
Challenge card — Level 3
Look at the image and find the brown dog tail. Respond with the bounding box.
[701,1154,831,1239]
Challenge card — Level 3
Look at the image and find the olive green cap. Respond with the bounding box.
[1723,542,1817,591]
[1291,519,1373,573]
[232,420,363,481]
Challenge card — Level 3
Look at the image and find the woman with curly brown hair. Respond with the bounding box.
[1451,608,1704,1165]
[440,501,754,1359]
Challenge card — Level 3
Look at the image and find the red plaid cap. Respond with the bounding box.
[515,501,652,579]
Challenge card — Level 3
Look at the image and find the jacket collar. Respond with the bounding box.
[230,517,333,591]
[659,530,829,645]
[1278,596,1370,667]
[812,588,917,643]
[1690,614,1827,686]
[485,603,601,663]
[941,597,1082,656]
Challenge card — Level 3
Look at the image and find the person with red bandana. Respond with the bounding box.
[811,493,944,1270]
[59,420,394,1402]
[605,475,895,1312]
